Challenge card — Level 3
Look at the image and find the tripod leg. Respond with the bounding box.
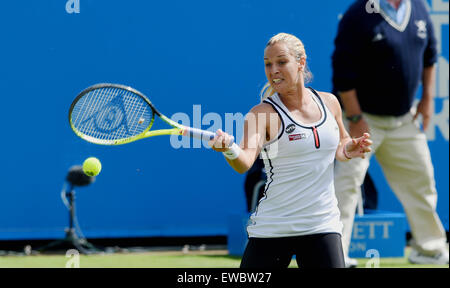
[36,239,67,252]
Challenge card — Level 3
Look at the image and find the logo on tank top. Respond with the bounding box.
[285,124,296,134]
[289,133,306,141]
[415,20,427,39]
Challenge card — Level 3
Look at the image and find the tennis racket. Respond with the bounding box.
[69,83,233,146]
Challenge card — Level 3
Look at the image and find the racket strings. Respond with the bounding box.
[73,88,122,141]
[70,87,153,144]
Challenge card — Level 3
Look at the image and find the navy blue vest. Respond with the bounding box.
[332,0,437,116]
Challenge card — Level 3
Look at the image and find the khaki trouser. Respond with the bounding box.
[334,110,447,257]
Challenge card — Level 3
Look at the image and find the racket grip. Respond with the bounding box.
[185,127,235,144]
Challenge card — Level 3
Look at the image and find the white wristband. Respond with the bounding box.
[222,143,241,160]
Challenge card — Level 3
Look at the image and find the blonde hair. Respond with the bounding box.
[260,33,313,102]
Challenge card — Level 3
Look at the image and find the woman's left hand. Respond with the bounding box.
[344,132,372,159]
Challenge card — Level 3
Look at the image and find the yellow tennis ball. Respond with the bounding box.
[83,157,102,176]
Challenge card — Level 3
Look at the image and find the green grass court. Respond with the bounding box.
[0,247,448,268]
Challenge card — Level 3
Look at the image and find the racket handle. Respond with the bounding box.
[185,127,235,144]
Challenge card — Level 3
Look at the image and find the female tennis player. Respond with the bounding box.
[209,33,372,268]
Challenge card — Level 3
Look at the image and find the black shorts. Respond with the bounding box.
[240,233,345,268]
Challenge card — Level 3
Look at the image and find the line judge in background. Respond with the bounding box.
[332,0,448,266]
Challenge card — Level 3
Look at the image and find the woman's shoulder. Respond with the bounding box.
[249,101,277,114]
[314,90,338,102]
[313,90,341,116]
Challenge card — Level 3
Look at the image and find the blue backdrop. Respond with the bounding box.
[0,0,447,240]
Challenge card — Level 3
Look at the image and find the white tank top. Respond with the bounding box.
[247,88,343,238]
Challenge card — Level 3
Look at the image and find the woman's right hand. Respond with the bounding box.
[208,129,234,152]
